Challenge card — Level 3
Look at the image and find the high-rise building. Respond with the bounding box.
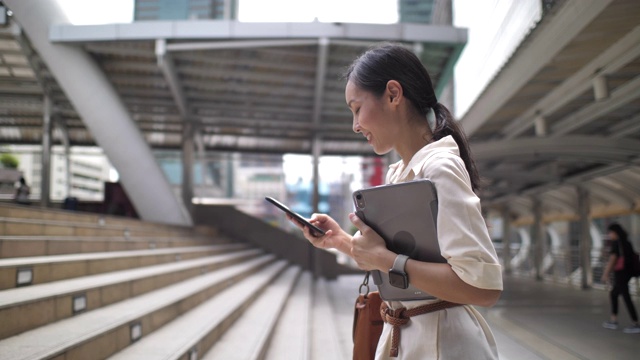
[398,0,451,25]
[8,145,112,202]
[134,0,237,21]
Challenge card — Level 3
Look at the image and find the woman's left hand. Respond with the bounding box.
[349,213,395,271]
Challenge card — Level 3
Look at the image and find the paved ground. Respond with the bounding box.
[327,274,640,360]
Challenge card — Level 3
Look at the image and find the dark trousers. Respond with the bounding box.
[610,272,638,322]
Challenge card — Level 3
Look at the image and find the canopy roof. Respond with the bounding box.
[0,19,465,155]
[461,0,640,222]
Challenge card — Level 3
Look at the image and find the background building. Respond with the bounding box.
[4,145,112,202]
[134,0,237,21]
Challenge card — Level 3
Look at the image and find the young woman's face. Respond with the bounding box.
[345,80,397,155]
[608,230,619,241]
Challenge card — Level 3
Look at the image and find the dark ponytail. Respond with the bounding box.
[346,43,481,191]
[432,103,480,191]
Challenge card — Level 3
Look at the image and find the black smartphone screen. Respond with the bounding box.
[265,196,326,237]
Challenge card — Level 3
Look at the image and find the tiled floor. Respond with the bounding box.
[327,273,640,360]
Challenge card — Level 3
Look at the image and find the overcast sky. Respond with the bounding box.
[56,0,398,24]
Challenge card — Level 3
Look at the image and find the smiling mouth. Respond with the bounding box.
[364,133,372,143]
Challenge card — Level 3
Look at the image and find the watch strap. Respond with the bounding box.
[391,254,409,273]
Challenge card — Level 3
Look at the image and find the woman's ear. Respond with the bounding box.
[386,80,403,106]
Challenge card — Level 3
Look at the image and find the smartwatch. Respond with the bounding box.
[389,254,409,289]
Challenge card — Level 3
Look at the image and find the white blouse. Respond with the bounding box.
[375,135,503,360]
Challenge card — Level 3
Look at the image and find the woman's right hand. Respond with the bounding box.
[286,213,351,255]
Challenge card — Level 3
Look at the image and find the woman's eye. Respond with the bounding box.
[355,108,360,114]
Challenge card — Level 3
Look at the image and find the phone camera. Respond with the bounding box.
[354,192,365,209]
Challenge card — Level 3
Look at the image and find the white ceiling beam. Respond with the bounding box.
[609,113,640,138]
[586,182,636,210]
[551,75,640,136]
[502,25,640,138]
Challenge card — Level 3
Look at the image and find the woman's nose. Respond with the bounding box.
[352,118,360,133]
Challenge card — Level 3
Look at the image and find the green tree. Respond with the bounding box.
[0,153,19,169]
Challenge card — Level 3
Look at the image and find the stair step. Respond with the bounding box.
[0,235,216,258]
[109,262,294,360]
[0,248,262,340]
[0,255,276,360]
[311,278,348,360]
[0,244,246,289]
[200,265,301,360]
[264,271,313,360]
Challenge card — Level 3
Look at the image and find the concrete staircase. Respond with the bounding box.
[0,203,354,360]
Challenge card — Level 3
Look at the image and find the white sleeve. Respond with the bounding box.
[422,153,503,290]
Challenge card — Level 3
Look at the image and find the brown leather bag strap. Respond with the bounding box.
[380,301,461,357]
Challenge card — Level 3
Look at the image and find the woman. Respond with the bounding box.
[601,222,640,333]
[289,44,503,359]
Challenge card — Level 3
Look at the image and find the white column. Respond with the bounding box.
[311,136,321,214]
[502,207,512,274]
[577,186,592,289]
[182,120,195,216]
[5,0,192,225]
[40,95,51,207]
[531,197,544,280]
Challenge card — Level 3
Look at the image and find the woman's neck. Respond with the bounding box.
[397,127,432,167]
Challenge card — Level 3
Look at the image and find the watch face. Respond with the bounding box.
[389,270,408,289]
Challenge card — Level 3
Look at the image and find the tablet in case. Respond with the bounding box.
[352,179,445,301]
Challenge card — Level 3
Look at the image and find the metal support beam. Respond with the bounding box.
[156,39,188,117]
[157,38,196,215]
[40,95,51,207]
[577,186,592,289]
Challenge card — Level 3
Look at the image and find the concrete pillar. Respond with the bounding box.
[182,120,195,216]
[5,0,192,225]
[502,207,512,275]
[40,95,51,207]
[55,118,72,196]
[311,136,322,214]
[577,186,593,289]
[532,197,544,280]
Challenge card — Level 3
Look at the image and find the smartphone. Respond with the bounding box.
[264,196,326,237]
